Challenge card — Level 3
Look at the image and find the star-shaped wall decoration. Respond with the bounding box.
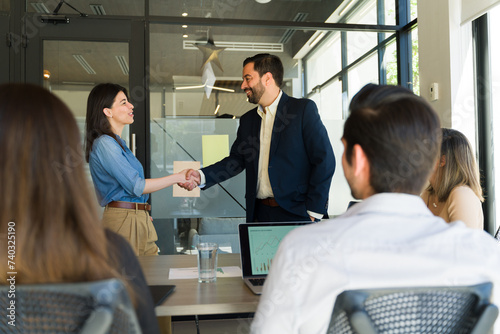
[196,30,226,72]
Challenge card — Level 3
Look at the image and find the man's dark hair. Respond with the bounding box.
[343,84,442,195]
[243,53,283,87]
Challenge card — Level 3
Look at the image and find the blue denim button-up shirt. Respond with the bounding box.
[89,135,148,207]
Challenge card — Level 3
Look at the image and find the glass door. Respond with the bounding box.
[41,39,130,142]
[24,15,147,210]
[0,7,9,83]
[41,39,131,206]
[25,17,139,134]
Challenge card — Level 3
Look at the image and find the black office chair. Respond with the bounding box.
[0,278,141,333]
[327,282,498,334]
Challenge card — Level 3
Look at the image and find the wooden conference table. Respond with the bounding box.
[138,253,260,334]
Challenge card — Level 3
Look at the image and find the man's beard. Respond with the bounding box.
[246,81,265,104]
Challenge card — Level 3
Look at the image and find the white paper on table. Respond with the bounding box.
[168,266,242,279]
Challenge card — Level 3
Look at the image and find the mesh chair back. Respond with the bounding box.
[0,278,141,334]
[328,283,498,334]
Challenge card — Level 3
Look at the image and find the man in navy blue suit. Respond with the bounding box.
[183,54,335,222]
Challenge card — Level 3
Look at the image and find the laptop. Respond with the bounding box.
[238,222,312,295]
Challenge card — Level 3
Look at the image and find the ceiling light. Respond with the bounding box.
[90,4,106,15]
[309,32,325,47]
[31,2,50,13]
[174,84,235,93]
[175,85,205,91]
[181,2,189,16]
[208,86,235,93]
[115,55,129,75]
[182,25,188,28]
[183,34,188,38]
[73,54,96,75]
[255,0,271,3]
[61,81,96,86]
[339,0,356,16]
[43,70,51,79]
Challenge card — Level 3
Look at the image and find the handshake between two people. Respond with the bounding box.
[177,169,201,191]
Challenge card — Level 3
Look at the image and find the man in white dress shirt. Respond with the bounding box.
[251,84,500,334]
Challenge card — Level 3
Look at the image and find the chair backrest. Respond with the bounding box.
[327,282,499,334]
[0,278,141,334]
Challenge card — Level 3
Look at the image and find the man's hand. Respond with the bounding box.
[178,169,201,191]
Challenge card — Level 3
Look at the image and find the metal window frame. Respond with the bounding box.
[473,13,496,235]
[302,0,416,116]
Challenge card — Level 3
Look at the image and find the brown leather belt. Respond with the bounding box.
[107,201,151,211]
[258,197,280,207]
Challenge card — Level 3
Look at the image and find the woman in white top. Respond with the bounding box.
[421,128,484,229]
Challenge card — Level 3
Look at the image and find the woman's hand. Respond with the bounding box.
[143,169,199,194]
[178,169,200,191]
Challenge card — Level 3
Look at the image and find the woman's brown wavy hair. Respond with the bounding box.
[427,128,484,203]
[0,83,124,285]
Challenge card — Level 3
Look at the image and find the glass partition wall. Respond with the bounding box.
[12,0,412,253]
[0,0,9,83]
[147,0,406,252]
[148,23,303,253]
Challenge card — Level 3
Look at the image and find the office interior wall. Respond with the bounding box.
[418,0,477,148]
[462,0,500,24]
[418,0,453,128]
[418,0,475,135]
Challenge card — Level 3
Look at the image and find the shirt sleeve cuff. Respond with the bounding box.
[307,210,323,220]
[134,178,146,197]
[198,169,206,189]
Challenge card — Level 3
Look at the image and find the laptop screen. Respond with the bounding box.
[239,222,312,276]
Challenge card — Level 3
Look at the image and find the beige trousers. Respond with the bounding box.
[102,206,159,256]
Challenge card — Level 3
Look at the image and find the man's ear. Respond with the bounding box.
[352,144,369,177]
[264,72,273,86]
[103,107,112,118]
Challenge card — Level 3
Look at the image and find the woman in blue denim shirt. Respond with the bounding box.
[85,83,192,255]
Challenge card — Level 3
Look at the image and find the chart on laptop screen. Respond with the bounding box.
[248,225,299,275]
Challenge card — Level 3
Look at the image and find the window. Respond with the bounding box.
[490,5,500,233]
[411,27,419,95]
[384,39,398,85]
[306,33,341,93]
[347,53,379,102]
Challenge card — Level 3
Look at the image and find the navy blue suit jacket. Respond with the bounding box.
[201,92,335,222]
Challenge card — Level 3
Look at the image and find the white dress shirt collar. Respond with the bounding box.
[257,90,282,118]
